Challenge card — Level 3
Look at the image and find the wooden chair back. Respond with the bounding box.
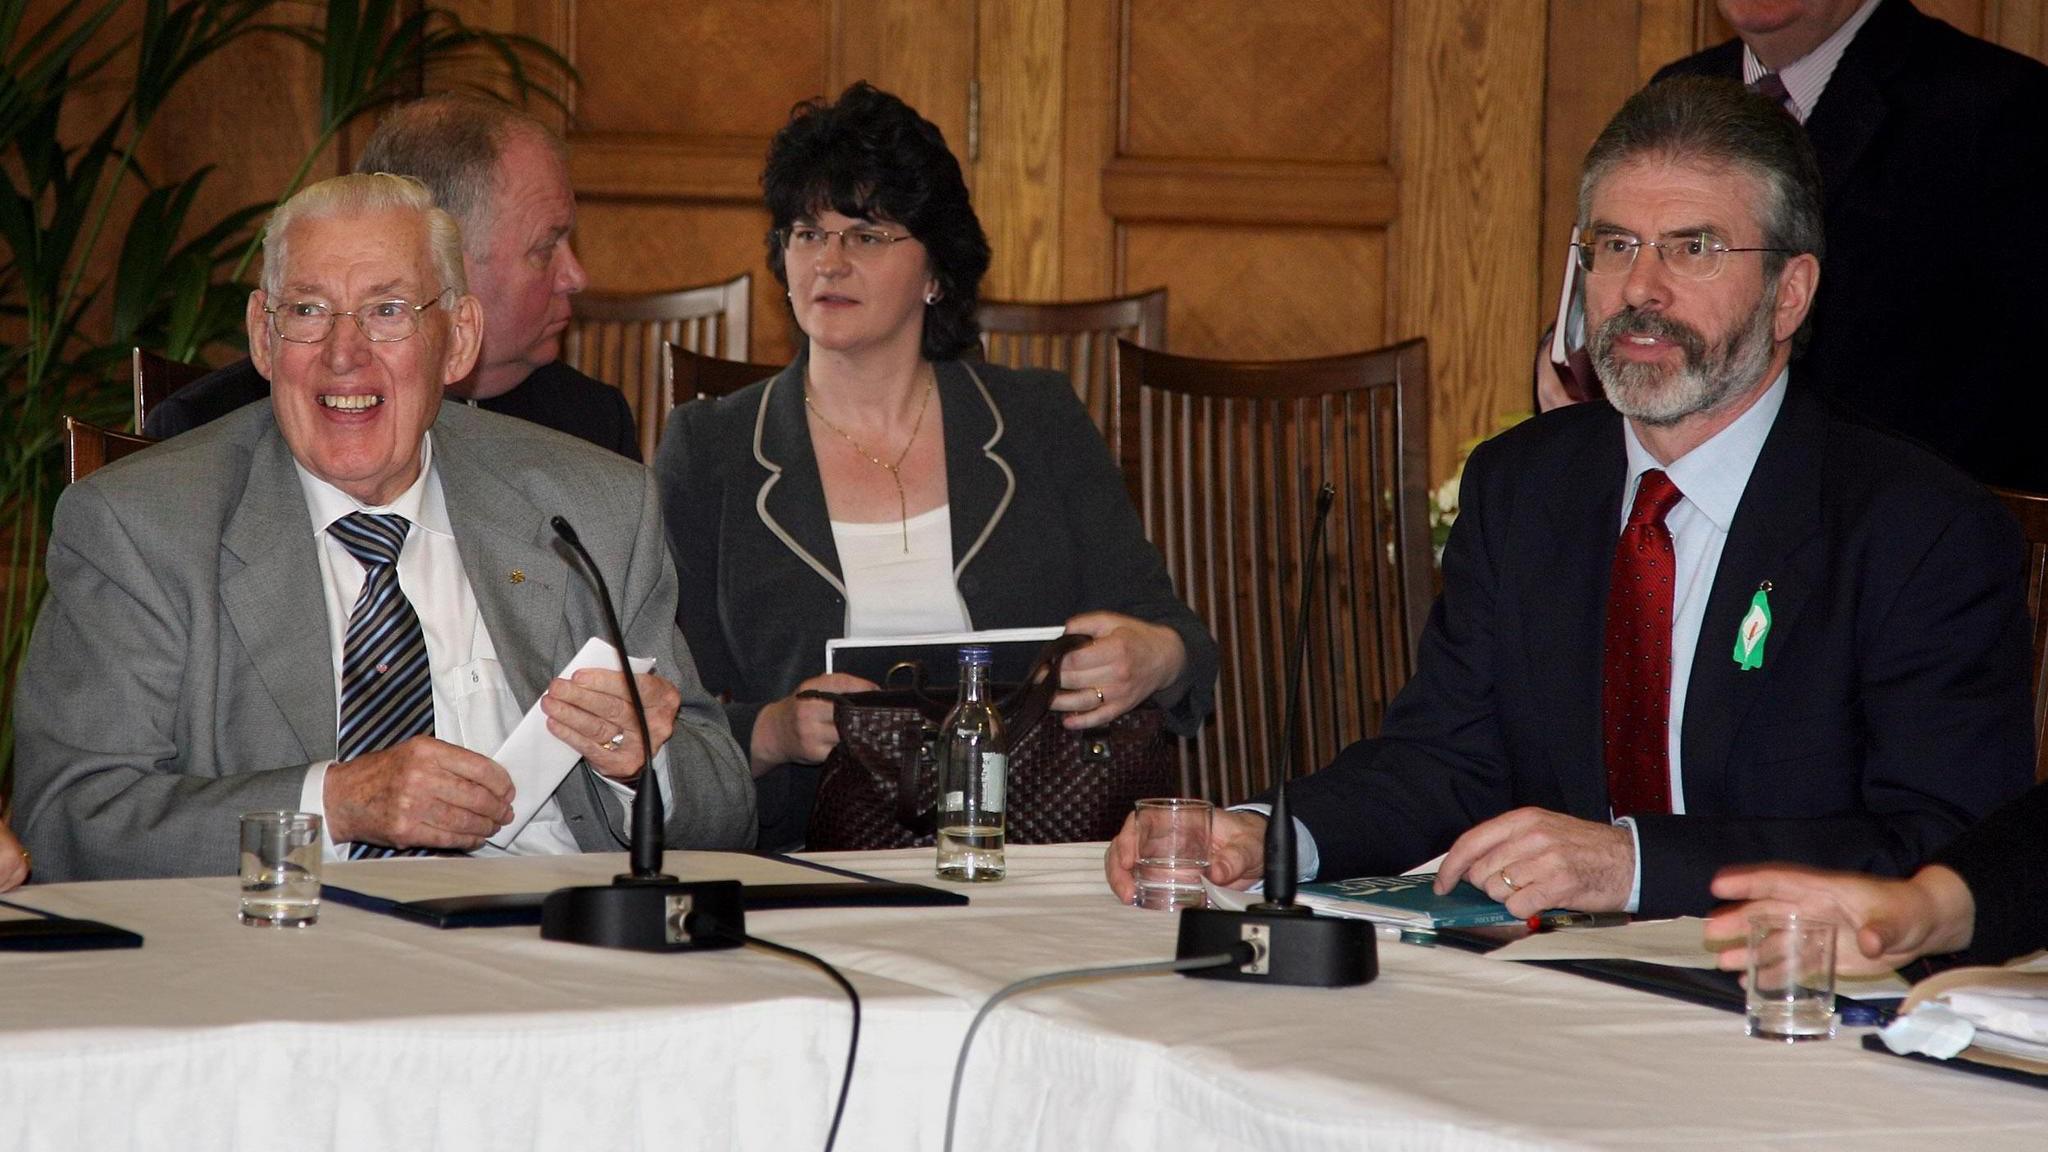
[977,287,1166,437]
[66,416,155,483]
[564,272,751,459]
[1994,486,2048,782]
[1114,337,1433,807]
[132,348,207,431]
[665,344,782,407]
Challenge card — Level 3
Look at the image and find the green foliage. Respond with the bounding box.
[0,0,573,793]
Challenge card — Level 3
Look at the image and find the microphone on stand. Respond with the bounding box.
[540,516,742,952]
[1176,483,1377,987]
[550,515,669,882]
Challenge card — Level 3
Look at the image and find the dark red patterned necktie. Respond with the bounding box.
[1749,72,1799,120]
[1603,469,1684,819]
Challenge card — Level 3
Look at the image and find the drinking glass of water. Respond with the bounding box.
[1745,912,1837,1041]
[240,811,322,927]
[1133,798,1212,911]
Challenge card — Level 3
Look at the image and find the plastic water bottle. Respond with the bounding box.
[935,645,1005,881]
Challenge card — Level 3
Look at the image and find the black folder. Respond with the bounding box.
[0,898,144,951]
[321,854,968,929]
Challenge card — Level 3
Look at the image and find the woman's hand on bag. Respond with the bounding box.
[1056,612,1188,729]
[749,673,879,777]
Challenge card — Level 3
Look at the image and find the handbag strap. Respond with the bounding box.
[999,633,1089,750]
[799,687,937,831]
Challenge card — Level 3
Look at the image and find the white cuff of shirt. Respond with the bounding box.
[595,746,675,816]
[1230,802,1319,882]
[298,760,343,861]
[1614,815,1643,914]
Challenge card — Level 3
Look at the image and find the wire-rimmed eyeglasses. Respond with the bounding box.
[779,224,916,262]
[1574,231,1790,281]
[265,288,452,343]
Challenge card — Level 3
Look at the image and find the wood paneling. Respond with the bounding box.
[572,201,793,366]
[1122,0,1391,164]
[1123,225,1386,360]
[1392,0,1547,480]
[977,0,1066,300]
[58,0,2048,481]
[575,1,821,136]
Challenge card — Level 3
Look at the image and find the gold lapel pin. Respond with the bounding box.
[509,569,526,585]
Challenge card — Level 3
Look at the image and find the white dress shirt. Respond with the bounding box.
[294,432,664,859]
[1741,0,1881,122]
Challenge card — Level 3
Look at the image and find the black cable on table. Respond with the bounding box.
[717,929,862,1152]
[943,945,1254,1152]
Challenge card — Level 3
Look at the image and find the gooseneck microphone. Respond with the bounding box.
[541,517,744,954]
[1176,482,1377,987]
[1252,482,1334,914]
[550,515,669,882]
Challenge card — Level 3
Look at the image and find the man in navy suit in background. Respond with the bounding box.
[1106,76,2035,918]
[1640,0,2047,490]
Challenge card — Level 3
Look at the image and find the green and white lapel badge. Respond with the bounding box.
[1733,581,1772,671]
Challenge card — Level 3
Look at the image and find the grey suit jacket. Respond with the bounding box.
[14,400,754,881]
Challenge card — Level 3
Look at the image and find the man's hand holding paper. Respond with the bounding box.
[325,738,516,851]
[542,666,683,781]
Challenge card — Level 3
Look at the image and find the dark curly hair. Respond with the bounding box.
[762,82,990,362]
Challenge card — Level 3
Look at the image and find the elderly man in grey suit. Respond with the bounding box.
[13,173,754,880]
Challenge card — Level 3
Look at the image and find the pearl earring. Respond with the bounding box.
[924,290,940,305]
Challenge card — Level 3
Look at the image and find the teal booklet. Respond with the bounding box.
[1297,873,1524,929]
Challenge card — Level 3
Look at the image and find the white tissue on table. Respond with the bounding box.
[1879,1003,1976,1060]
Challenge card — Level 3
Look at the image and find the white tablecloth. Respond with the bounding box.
[2,845,2044,1150]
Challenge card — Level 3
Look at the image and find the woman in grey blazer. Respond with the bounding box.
[656,83,1217,850]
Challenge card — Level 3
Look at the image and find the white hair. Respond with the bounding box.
[259,172,467,298]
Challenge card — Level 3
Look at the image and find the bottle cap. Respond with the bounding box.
[957,645,992,665]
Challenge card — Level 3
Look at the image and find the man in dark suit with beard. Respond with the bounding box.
[1108,77,2036,919]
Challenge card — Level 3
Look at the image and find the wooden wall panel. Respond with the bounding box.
[1123,226,1386,359]
[572,202,793,362]
[1122,1,1391,164]
[46,0,2048,478]
[1392,0,1547,480]
[977,0,1067,300]
[575,1,822,137]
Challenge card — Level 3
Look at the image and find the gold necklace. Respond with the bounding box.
[804,371,936,552]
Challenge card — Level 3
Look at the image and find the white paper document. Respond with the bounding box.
[487,636,654,849]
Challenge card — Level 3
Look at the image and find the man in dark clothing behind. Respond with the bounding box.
[146,96,639,460]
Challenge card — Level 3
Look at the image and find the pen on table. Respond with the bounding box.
[1526,911,1632,931]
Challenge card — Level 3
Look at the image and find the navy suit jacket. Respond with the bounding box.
[1653,0,2048,490]
[1288,387,2035,917]
[1938,783,2048,966]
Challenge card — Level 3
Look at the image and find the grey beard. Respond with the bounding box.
[1594,295,1776,428]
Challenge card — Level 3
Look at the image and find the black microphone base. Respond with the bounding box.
[540,879,745,952]
[613,871,679,886]
[1175,906,1377,988]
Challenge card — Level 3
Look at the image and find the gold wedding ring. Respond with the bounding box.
[1094,687,1106,705]
[604,732,627,751]
[1500,870,1518,891]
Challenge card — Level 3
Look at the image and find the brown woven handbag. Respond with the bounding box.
[801,635,1178,851]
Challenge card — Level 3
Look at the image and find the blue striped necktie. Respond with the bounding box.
[331,512,436,859]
